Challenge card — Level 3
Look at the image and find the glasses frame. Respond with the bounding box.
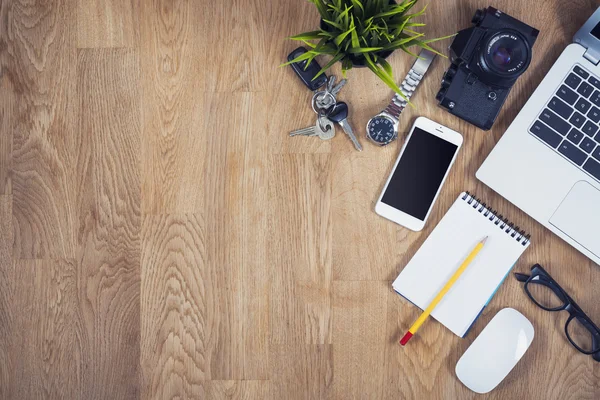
[514,264,600,362]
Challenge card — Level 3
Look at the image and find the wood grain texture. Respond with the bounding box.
[76,48,141,399]
[141,213,208,399]
[0,0,599,399]
[8,0,77,258]
[77,0,139,48]
[140,0,206,214]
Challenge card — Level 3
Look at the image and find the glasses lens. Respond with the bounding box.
[566,316,599,353]
[526,278,566,310]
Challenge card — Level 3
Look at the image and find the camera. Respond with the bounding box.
[436,7,539,130]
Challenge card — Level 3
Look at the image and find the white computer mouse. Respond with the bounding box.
[455,308,534,394]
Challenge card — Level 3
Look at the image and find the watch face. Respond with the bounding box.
[367,116,396,145]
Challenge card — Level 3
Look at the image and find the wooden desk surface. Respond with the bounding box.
[0,0,599,398]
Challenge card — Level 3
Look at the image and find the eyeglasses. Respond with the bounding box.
[514,264,600,362]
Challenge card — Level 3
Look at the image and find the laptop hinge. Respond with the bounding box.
[583,48,600,65]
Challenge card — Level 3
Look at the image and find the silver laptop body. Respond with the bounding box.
[477,7,600,265]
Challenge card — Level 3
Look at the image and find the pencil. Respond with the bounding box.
[400,236,488,346]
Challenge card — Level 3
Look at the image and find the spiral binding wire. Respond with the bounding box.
[462,192,531,246]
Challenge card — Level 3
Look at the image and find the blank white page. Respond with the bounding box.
[392,192,530,337]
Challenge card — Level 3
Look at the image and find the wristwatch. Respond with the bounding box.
[366,49,436,146]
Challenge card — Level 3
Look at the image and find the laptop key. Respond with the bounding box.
[569,112,585,128]
[574,66,589,79]
[530,121,563,148]
[557,85,579,105]
[590,90,600,107]
[567,128,584,144]
[583,158,600,181]
[580,137,596,154]
[548,96,574,119]
[582,120,599,136]
[565,73,582,89]
[577,82,594,98]
[575,98,592,113]
[558,140,587,166]
[539,108,570,135]
[593,146,600,161]
[589,76,600,89]
[588,106,600,123]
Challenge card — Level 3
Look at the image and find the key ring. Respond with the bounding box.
[311,91,336,114]
[317,108,331,132]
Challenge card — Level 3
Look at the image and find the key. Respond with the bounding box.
[290,114,335,140]
[548,96,573,119]
[556,85,578,105]
[328,102,363,151]
[289,126,319,137]
[317,114,335,140]
[312,90,337,113]
[574,66,589,79]
[565,73,582,89]
[330,79,348,97]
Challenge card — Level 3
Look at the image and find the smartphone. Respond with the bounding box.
[375,117,463,231]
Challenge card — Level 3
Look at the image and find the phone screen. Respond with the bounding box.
[381,127,458,220]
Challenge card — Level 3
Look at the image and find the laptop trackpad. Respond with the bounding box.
[550,181,600,258]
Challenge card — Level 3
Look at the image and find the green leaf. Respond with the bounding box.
[322,19,344,31]
[309,0,330,20]
[348,46,384,53]
[300,39,317,49]
[378,57,394,79]
[372,1,416,19]
[313,52,345,80]
[414,41,446,57]
[279,50,315,67]
[336,4,353,27]
[350,17,360,48]
[341,58,353,78]
[288,30,323,41]
[350,0,364,17]
[334,25,356,47]
[364,53,410,103]
[383,33,424,50]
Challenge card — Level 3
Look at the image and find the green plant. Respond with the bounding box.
[283,0,453,100]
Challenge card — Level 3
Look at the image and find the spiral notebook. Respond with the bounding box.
[392,192,531,338]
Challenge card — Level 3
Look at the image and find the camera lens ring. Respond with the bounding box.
[479,29,532,78]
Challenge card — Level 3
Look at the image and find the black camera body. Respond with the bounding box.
[436,7,539,130]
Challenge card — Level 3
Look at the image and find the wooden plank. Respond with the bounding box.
[140,0,206,214]
[205,380,272,400]
[0,196,13,398]
[9,0,77,258]
[76,48,141,398]
[140,213,208,399]
[268,154,333,345]
[2,259,83,399]
[269,344,332,400]
[332,281,388,398]
[77,0,139,48]
[203,93,269,379]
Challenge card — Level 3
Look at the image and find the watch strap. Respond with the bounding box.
[384,49,436,120]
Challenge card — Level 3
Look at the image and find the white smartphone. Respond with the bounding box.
[375,117,463,231]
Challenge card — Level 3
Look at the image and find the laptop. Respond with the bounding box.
[477,7,600,265]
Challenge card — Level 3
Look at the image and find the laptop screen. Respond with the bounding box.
[592,22,600,40]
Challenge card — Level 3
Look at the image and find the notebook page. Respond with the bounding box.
[392,193,529,337]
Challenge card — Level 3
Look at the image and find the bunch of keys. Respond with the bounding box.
[289,76,362,151]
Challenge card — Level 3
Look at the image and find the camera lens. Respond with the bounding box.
[480,30,531,78]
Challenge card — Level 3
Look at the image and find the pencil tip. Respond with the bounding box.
[481,236,489,244]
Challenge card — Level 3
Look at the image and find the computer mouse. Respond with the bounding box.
[455,308,534,394]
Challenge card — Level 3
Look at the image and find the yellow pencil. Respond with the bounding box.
[400,236,488,346]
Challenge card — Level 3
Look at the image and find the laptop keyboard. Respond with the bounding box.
[529,64,600,182]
